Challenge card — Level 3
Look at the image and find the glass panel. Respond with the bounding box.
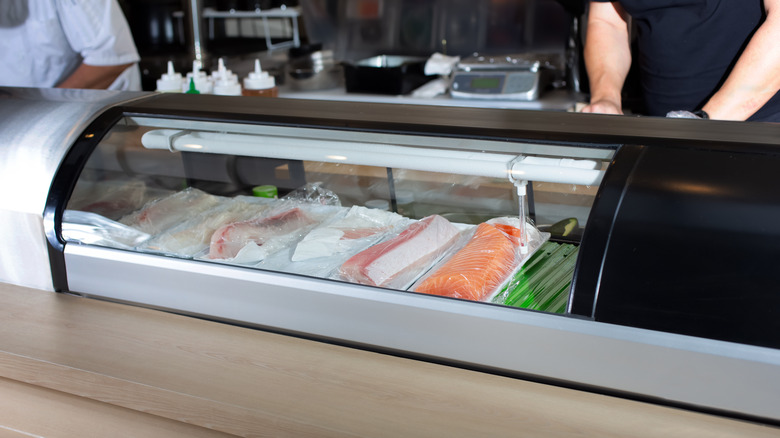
[64,116,615,314]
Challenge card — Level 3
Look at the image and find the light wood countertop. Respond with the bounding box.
[0,282,777,437]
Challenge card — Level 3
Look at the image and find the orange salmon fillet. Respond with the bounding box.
[415,222,517,301]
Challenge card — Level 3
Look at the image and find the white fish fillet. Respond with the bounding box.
[292,205,407,262]
[339,214,460,288]
[142,198,271,256]
[120,187,220,235]
[208,207,317,260]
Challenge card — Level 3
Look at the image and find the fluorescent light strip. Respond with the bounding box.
[143,129,515,178]
[141,129,604,185]
[510,158,603,186]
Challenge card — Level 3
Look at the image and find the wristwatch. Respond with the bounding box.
[692,110,710,119]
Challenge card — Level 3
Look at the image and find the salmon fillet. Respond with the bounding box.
[339,215,460,288]
[414,222,517,301]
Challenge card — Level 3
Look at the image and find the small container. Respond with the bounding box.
[243,59,278,97]
[156,61,183,93]
[365,199,390,211]
[286,49,342,91]
[252,185,278,198]
[394,190,416,218]
[343,55,434,95]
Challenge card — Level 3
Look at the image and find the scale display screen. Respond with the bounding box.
[470,77,502,90]
[451,70,544,101]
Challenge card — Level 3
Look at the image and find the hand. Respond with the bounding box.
[580,99,623,115]
[666,110,706,119]
[57,63,133,90]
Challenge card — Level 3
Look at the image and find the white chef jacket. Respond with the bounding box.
[0,0,141,90]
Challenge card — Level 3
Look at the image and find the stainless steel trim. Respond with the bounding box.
[125,116,616,160]
[0,87,149,290]
[65,243,780,422]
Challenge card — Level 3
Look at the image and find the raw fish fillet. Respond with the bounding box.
[120,188,220,235]
[339,215,460,288]
[339,227,390,240]
[209,207,316,259]
[291,205,407,262]
[143,199,270,256]
[414,222,517,301]
[69,181,158,220]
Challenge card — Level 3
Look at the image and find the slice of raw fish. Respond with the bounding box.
[209,207,316,259]
[120,187,220,235]
[339,214,460,289]
[291,205,407,262]
[69,180,159,220]
[414,222,518,301]
[142,198,271,256]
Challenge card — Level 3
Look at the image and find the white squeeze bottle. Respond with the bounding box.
[212,58,242,96]
[242,59,278,97]
[182,60,213,94]
[156,61,183,93]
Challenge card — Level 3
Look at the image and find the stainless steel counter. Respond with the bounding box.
[279,87,579,111]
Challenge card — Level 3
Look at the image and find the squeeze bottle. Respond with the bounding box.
[242,59,278,97]
[212,58,242,96]
[182,60,213,94]
[156,61,183,93]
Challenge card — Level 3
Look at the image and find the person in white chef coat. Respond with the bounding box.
[0,0,141,91]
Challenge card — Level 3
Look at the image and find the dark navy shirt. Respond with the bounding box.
[591,0,780,122]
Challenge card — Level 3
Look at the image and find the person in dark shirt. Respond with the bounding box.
[581,0,780,122]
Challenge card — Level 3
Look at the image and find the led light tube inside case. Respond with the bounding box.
[510,157,603,186]
[141,129,604,185]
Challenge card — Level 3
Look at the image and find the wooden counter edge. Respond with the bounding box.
[0,282,777,438]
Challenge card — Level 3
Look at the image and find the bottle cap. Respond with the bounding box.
[182,60,212,94]
[212,58,242,95]
[185,77,200,94]
[243,59,276,90]
[211,58,235,82]
[156,61,183,92]
[252,185,278,198]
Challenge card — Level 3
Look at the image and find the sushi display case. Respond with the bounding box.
[15,89,780,424]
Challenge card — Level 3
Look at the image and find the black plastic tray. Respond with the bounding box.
[343,55,435,95]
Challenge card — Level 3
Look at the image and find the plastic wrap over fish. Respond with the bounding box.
[137,196,274,257]
[62,210,151,250]
[339,214,464,290]
[261,205,412,278]
[412,217,549,302]
[68,180,172,221]
[280,181,341,206]
[203,183,343,265]
[119,187,221,235]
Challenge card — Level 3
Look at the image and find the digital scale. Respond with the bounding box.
[450,53,559,101]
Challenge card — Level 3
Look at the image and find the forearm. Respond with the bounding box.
[582,2,632,114]
[702,1,780,120]
[56,63,133,90]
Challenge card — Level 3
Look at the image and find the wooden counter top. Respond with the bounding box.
[0,282,776,437]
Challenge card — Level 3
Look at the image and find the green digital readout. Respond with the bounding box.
[470,77,501,90]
